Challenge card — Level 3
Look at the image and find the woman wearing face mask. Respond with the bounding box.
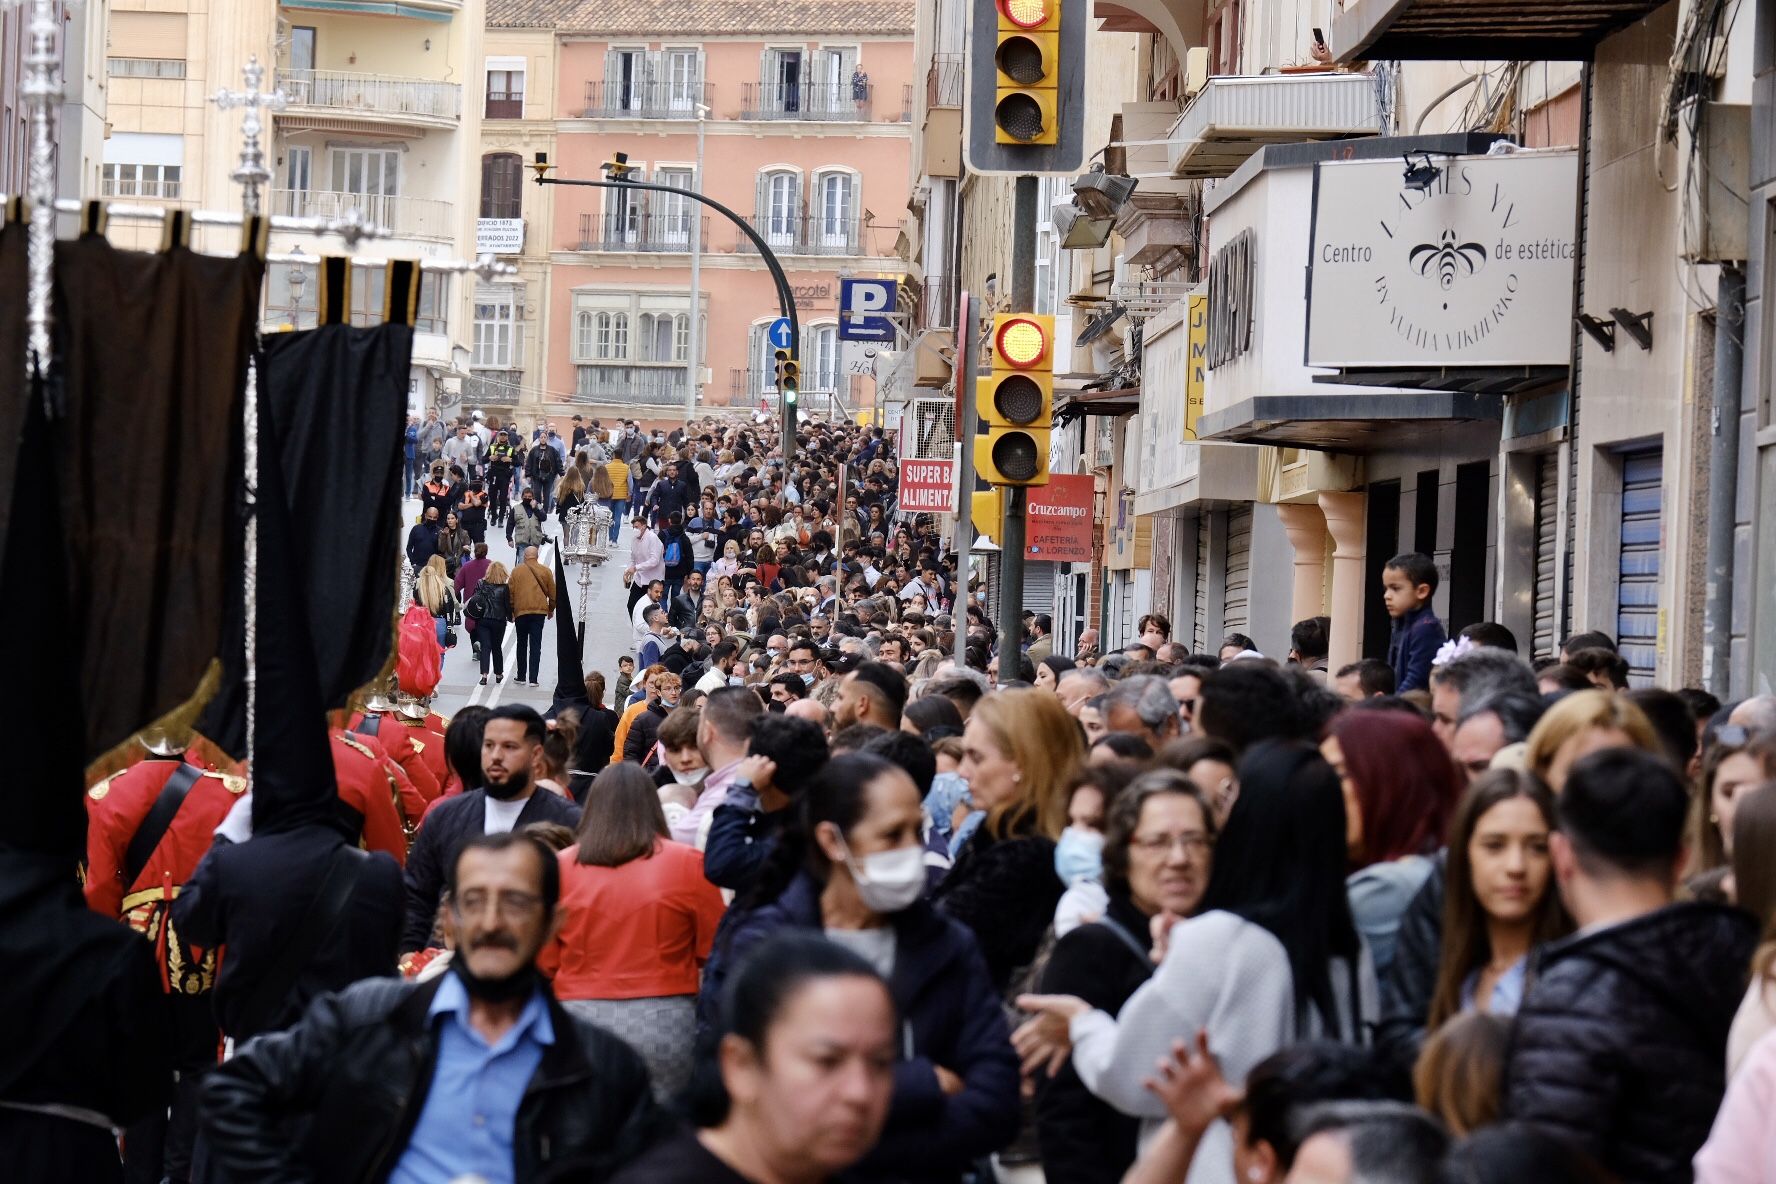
[540,763,727,1102]
[700,753,1021,1182]
[1051,764,1137,938]
[1036,771,1219,1184]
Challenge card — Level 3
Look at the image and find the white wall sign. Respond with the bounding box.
[1306,151,1578,368]
[477,218,525,255]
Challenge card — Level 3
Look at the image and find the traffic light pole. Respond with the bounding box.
[532,166,801,444]
[996,175,1040,678]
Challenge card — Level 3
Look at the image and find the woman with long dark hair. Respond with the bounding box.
[698,753,1020,1182]
[540,763,725,1101]
[609,932,898,1184]
[1425,770,1571,1033]
[1015,741,1372,1184]
[1322,710,1462,979]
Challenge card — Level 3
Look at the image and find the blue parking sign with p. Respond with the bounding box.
[840,278,896,342]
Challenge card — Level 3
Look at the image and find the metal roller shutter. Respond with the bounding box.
[1023,562,1055,614]
[1193,514,1210,654]
[1616,449,1663,687]
[110,11,189,60]
[1532,453,1559,662]
[1223,505,1252,638]
[1116,572,1135,645]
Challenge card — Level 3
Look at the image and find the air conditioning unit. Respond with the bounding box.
[1184,47,1210,97]
[1679,101,1749,264]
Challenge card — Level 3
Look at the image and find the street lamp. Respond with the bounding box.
[287,256,309,327]
[559,500,612,650]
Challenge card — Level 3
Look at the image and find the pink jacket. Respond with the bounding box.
[1695,1028,1776,1183]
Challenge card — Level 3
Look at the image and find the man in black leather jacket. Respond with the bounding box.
[1502,748,1756,1184]
[200,832,663,1184]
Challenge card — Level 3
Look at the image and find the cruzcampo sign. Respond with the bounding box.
[1305,150,1578,369]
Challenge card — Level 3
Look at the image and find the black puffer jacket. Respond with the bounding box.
[200,974,664,1184]
[1502,902,1756,1184]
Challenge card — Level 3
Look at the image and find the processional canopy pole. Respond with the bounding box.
[212,57,289,785]
[14,0,59,399]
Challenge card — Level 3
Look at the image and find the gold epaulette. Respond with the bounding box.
[88,771,123,801]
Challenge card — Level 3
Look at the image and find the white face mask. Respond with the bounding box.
[670,765,705,785]
[840,838,927,914]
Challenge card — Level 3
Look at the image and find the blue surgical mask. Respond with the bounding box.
[801,672,815,686]
[1054,826,1105,888]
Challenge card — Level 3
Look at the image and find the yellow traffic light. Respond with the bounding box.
[975,314,1053,486]
[972,488,1002,543]
[995,0,1060,144]
[773,348,800,405]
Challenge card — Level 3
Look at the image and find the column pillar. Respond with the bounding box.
[1276,502,1329,628]
[1318,491,1368,674]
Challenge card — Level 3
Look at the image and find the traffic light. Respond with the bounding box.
[972,488,1002,544]
[602,151,635,181]
[974,314,1052,487]
[965,0,1085,175]
[994,0,1059,145]
[773,348,800,406]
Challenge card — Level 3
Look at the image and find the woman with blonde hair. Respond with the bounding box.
[938,688,1085,990]
[415,555,458,648]
[1524,689,1660,791]
[554,464,587,529]
[467,560,512,685]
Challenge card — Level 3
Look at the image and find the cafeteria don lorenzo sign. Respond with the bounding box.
[1306,150,1578,369]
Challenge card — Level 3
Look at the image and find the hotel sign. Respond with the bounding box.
[1306,151,1578,368]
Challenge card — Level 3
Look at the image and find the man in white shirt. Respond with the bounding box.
[695,639,744,694]
[630,580,666,649]
[624,514,665,614]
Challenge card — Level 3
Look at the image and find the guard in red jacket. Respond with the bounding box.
[330,729,412,864]
[84,729,244,1184]
[348,705,443,802]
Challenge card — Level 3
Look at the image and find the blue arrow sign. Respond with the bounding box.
[767,317,795,350]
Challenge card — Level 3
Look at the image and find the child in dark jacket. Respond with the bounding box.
[1383,551,1447,694]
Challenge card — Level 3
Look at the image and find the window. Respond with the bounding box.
[611,48,648,110]
[107,58,186,78]
[331,147,399,196]
[810,324,839,390]
[263,263,446,334]
[654,167,694,246]
[607,170,647,243]
[1035,177,1056,315]
[286,146,312,193]
[485,63,525,119]
[816,171,855,249]
[576,311,595,359]
[759,170,800,249]
[674,314,691,362]
[596,312,629,359]
[414,272,448,335]
[480,153,522,219]
[290,26,316,72]
[763,48,804,113]
[101,163,182,198]
[473,286,519,368]
[665,49,701,111]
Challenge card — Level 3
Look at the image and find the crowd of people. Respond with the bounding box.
[48,404,1776,1184]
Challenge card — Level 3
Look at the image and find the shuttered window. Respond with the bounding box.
[480,153,522,219]
[109,11,187,61]
[1617,449,1663,687]
[1222,505,1252,637]
[1193,514,1211,654]
[1532,452,1559,662]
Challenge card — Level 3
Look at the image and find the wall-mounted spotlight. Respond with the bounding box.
[1575,313,1616,352]
[1402,152,1442,193]
[1608,308,1654,352]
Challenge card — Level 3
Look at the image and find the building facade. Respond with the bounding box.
[481,0,915,427]
[3,0,107,203]
[102,0,484,413]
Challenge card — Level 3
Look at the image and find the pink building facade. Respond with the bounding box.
[513,2,914,423]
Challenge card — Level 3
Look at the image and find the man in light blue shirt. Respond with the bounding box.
[388,972,553,1184]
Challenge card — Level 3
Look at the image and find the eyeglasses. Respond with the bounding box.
[451,890,542,920]
[1131,832,1213,857]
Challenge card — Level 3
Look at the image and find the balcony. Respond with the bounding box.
[580,80,711,119]
[923,54,963,176]
[737,214,865,257]
[1331,0,1671,62]
[741,81,874,122]
[1167,72,1383,179]
[484,91,524,119]
[465,371,523,407]
[730,369,843,418]
[575,365,691,406]
[271,189,455,242]
[276,69,462,133]
[573,211,710,253]
[916,273,957,331]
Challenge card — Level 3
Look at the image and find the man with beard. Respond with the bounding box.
[201,833,664,1182]
[400,706,580,955]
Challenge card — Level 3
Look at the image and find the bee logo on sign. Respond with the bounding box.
[840,278,897,343]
